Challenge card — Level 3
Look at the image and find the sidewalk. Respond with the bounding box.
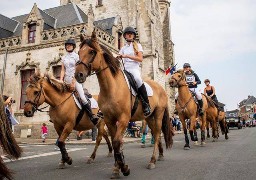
[15,131,182,145]
[15,137,142,145]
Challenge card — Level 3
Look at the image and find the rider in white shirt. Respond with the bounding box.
[118,26,151,116]
[60,39,99,125]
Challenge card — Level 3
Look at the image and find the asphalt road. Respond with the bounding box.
[5,127,256,180]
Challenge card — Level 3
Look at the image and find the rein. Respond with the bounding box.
[177,95,193,113]
[25,84,74,113]
[76,51,109,77]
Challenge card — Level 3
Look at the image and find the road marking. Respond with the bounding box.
[3,148,87,163]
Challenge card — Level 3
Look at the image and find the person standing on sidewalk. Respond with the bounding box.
[41,123,48,143]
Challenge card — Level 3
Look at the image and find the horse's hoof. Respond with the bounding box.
[147,163,156,169]
[212,138,217,142]
[158,155,164,161]
[87,158,94,164]
[66,157,72,165]
[107,152,113,157]
[184,146,190,150]
[225,136,229,140]
[110,173,120,179]
[194,141,199,145]
[201,141,206,146]
[122,168,130,176]
[141,144,146,148]
[58,161,66,169]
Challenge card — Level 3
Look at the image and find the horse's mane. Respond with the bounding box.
[28,72,68,93]
[203,94,216,108]
[45,74,69,93]
[80,38,121,76]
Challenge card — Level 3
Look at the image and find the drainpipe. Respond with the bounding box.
[0,49,8,94]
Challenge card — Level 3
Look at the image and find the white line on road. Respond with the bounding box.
[3,148,87,163]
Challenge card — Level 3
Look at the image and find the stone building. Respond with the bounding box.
[0,0,175,137]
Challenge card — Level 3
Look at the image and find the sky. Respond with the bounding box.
[1,0,255,110]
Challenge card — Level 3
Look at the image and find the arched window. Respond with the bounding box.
[20,69,35,109]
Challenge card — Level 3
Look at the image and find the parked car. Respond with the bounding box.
[226,117,242,129]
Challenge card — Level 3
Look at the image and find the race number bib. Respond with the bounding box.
[186,75,195,83]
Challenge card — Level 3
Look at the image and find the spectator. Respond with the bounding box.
[77,131,84,140]
[3,95,19,131]
[41,123,48,143]
[128,122,140,138]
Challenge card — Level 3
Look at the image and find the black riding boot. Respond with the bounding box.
[83,103,99,125]
[138,84,151,116]
[198,99,204,116]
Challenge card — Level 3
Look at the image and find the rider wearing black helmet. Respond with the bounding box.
[60,38,99,125]
[180,63,204,116]
[118,26,151,116]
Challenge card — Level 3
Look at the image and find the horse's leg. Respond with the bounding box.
[112,118,130,177]
[180,118,190,149]
[157,139,164,161]
[206,120,210,139]
[224,121,229,140]
[87,121,108,164]
[146,109,165,169]
[193,127,199,145]
[200,115,206,145]
[212,117,218,142]
[57,122,74,167]
[189,116,197,142]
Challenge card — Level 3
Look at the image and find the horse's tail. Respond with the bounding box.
[0,158,13,180]
[0,96,22,159]
[161,107,174,149]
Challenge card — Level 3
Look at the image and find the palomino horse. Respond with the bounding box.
[75,31,173,179]
[206,111,229,140]
[169,69,218,149]
[23,72,112,167]
[0,96,22,179]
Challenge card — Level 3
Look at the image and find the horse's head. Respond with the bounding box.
[75,30,104,83]
[75,30,121,83]
[24,72,45,117]
[169,69,187,87]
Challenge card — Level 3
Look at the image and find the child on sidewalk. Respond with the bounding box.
[41,123,48,143]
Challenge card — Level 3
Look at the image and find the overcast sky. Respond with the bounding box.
[1,0,255,110]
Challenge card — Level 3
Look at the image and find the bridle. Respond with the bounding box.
[75,46,109,77]
[171,72,186,87]
[24,85,49,112]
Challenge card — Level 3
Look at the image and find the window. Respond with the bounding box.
[28,24,36,43]
[52,65,62,80]
[20,69,35,109]
[118,32,122,50]
[98,0,103,6]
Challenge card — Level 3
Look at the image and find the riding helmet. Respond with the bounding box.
[183,63,191,68]
[65,38,76,48]
[123,26,136,38]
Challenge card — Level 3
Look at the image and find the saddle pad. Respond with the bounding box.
[72,94,99,109]
[122,70,153,97]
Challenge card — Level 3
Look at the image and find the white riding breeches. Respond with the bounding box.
[75,82,88,105]
[125,67,143,87]
[175,88,202,100]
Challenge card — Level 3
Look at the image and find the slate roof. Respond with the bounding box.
[94,17,116,34]
[238,96,256,107]
[0,14,19,38]
[0,3,88,39]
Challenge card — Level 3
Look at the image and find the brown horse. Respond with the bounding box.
[23,72,112,167]
[169,69,219,149]
[75,31,173,179]
[206,111,229,140]
[0,96,22,179]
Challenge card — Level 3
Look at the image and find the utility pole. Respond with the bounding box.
[0,49,8,94]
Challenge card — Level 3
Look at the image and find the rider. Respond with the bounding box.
[204,79,220,110]
[118,26,151,116]
[183,63,204,116]
[60,38,99,125]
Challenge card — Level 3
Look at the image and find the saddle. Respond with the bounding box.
[124,70,140,116]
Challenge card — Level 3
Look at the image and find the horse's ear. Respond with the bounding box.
[80,34,85,43]
[91,29,97,42]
